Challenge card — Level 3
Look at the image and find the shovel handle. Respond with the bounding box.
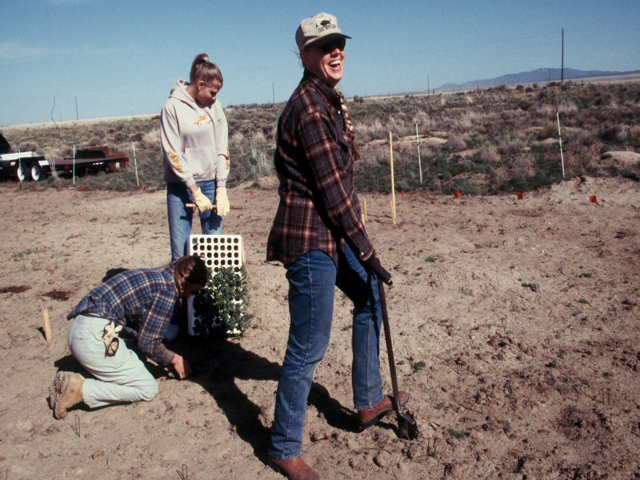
[378,277,402,413]
[378,278,419,438]
[185,203,243,211]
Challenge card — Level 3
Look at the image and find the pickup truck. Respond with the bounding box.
[0,132,129,182]
[0,132,50,181]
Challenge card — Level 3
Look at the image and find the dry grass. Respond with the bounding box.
[2,81,639,194]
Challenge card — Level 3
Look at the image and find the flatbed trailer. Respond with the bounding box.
[0,151,51,181]
[53,146,129,177]
[0,136,129,182]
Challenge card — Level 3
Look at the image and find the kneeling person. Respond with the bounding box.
[49,255,208,419]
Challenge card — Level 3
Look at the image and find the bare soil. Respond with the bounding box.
[1,175,639,479]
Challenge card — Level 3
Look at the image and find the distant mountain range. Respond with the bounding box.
[438,68,640,91]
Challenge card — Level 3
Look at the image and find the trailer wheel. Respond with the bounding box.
[30,163,43,181]
[16,162,29,182]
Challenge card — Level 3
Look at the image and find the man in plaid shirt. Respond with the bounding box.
[48,255,207,420]
[267,13,409,480]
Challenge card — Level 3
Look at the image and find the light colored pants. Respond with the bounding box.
[67,315,159,408]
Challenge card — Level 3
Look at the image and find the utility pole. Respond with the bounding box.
[427,75,430,96]
[561,29,564,84]
[75,96,79,120]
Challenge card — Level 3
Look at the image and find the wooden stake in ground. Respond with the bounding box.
[362,198,367,225]
[389,132,397,225]
[132,142,140,186]
[557,111,565,178]
[42,307,51,342]
[416,123,423,185]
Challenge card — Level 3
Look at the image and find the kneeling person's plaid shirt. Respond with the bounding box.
[67,265,178,366]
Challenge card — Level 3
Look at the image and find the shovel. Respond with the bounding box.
[378,277,420,440]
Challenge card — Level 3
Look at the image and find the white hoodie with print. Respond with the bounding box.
[160,79,229,189]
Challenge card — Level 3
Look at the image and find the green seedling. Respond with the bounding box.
[448,428,468,439]
[412,360,426,373]
[12,249,32,261]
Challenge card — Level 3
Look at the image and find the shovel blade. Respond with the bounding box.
[397,410,420,440]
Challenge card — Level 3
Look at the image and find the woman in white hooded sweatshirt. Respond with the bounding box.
[160,53,230,262]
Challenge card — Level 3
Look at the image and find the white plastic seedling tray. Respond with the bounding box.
[187,234,244,336]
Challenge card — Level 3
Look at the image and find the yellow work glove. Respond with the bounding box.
[102,321,123,357]
[216,187,230,216]
[192,187,214,212]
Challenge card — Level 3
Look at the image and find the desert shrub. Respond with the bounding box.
[386,116,410,138]
[509,172,528,191]
[355,119,386,142]
[496,135,525,155]
[477,144,500,163]
[17,140,40,153]
[594,92,616,107]
[445,136,466,151]
[621,169,639,181]
[599,123,628,143]
[510,167,560,192]
[517,99,533,111]
[538,122,557,140]
[88,135,104,146]
[141,128,160,149]
[128,133,144,143]
[413,110,435,132]
[513,153,536,177]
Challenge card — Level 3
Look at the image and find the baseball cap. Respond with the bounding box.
[295,12,351,51]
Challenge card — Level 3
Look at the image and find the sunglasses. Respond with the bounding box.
[319,38,346,54]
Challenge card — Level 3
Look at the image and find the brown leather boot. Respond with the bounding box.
[357,391,410,428]
[268,455,320,480]
[50,372,84,420]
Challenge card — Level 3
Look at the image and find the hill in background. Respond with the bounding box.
[438,68,640,91]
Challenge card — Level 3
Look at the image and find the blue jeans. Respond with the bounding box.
[167,180,223,261]
[269,245,385,460]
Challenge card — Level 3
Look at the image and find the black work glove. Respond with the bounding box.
[361,251,393,286]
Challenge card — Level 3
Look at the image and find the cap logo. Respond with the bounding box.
[317,19,337,32]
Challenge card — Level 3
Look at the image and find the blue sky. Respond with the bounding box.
[1,0,639,126]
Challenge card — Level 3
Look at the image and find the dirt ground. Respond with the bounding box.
[0,175,639,479]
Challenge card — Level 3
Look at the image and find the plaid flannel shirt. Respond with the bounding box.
[267,70,374,266]
[67,265,178,366]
